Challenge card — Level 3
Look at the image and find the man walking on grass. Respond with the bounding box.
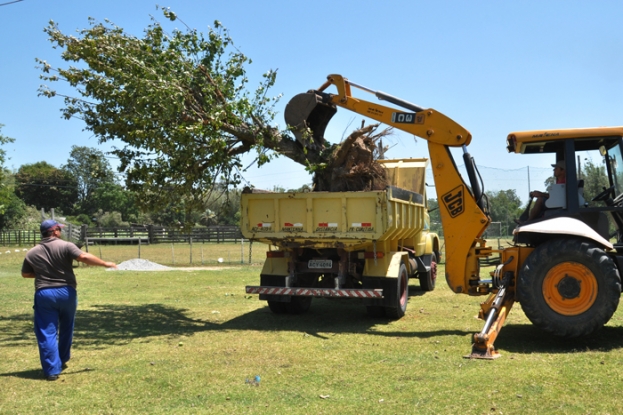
[21,220,117,381]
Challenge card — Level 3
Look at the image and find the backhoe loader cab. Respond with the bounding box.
[283,74,623,358]
[507,127,623,246]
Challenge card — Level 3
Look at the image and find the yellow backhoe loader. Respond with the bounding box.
[285,74,623,358]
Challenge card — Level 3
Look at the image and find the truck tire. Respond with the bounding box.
[517,238,621,337]
[286,296,312,314]
[385,264,409,319]
[267,301,288,314]
[419,252,438,292]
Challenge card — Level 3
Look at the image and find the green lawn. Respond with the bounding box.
[2,243,623,414]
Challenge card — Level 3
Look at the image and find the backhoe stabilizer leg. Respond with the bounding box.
[465,280,515,359]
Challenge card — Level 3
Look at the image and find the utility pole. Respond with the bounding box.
[577,155,582,179]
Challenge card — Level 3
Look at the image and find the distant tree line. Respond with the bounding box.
[0,125,243,230]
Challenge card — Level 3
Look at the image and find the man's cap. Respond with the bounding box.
[40,219,65,234]
[551,160,565,169]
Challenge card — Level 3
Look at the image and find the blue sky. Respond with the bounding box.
[1,0,622,201]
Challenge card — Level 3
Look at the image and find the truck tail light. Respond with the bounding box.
[364,251,384,259]
[267,251,285,258]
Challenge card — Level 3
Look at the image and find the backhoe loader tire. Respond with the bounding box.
[286,296,312,314]
[419,252,438,292]
[517,238,621,337]
[386,264,409,319]
[268,301,288,314]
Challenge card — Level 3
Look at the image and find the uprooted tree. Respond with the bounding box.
[37,8,390,227]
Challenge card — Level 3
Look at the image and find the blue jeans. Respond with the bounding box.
[34,286,77,376]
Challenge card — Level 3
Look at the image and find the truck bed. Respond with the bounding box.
[240,186,426,250]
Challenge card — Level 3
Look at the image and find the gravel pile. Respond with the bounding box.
[109,258,171,271]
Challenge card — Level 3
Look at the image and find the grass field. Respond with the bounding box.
[2,243,623,414]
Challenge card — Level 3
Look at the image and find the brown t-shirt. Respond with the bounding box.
[22,237,84,291]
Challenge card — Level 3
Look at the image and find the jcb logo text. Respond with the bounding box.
[442,186,464,218]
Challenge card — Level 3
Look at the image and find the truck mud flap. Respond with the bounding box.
[362,276,399,307]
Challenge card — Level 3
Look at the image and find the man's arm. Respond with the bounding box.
[530,190,549,199]
[76,252,117,269]
[21,258,35,278]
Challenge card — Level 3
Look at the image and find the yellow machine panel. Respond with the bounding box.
[278,198,307,232]
[245,198,275,233]
[378,158,427,195]
[312,197,343,233]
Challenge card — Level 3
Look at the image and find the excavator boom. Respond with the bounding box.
[285,74,491,295]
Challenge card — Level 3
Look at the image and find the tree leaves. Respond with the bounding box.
[38,8,296,227]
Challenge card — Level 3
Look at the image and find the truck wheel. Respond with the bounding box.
[267,301,288,314]
[517,238,621,337]
[386,264,409,319]
[286,296,312,314]
[419,252,438,292]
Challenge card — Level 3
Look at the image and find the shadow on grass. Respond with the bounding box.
[493,324,623,354]
[0,299,469,348]
[212,298,470,341]
[0,368,45,381]
[3,300,622,356]
[0,304,208,349]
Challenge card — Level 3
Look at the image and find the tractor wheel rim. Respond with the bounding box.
[542,262,597,316]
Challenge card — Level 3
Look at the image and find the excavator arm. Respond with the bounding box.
[286,74,492,294]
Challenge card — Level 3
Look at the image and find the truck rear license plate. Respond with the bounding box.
[308,259,332,269]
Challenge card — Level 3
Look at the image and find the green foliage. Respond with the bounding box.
[427,198,442,235]
[486,189,524,227]
[0,125,16,215]
[0,124,15,178]
[93,209,128,227]
[0,190,27,229]
[581,158,609,206]
[14,161,78,213]
[205,187,242,226]
[146,203,188,228]
[37,8,305,228]
[68,213,93,225]
[63,146,116,213]
[0,203,42,231]
[89,181,138,221]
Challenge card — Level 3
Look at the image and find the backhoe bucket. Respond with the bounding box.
[284,91,337,148]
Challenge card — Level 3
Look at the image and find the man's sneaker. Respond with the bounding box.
[46,375,59,381]
[61,362,68,370]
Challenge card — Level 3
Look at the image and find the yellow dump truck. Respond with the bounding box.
[241,158,441,318]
